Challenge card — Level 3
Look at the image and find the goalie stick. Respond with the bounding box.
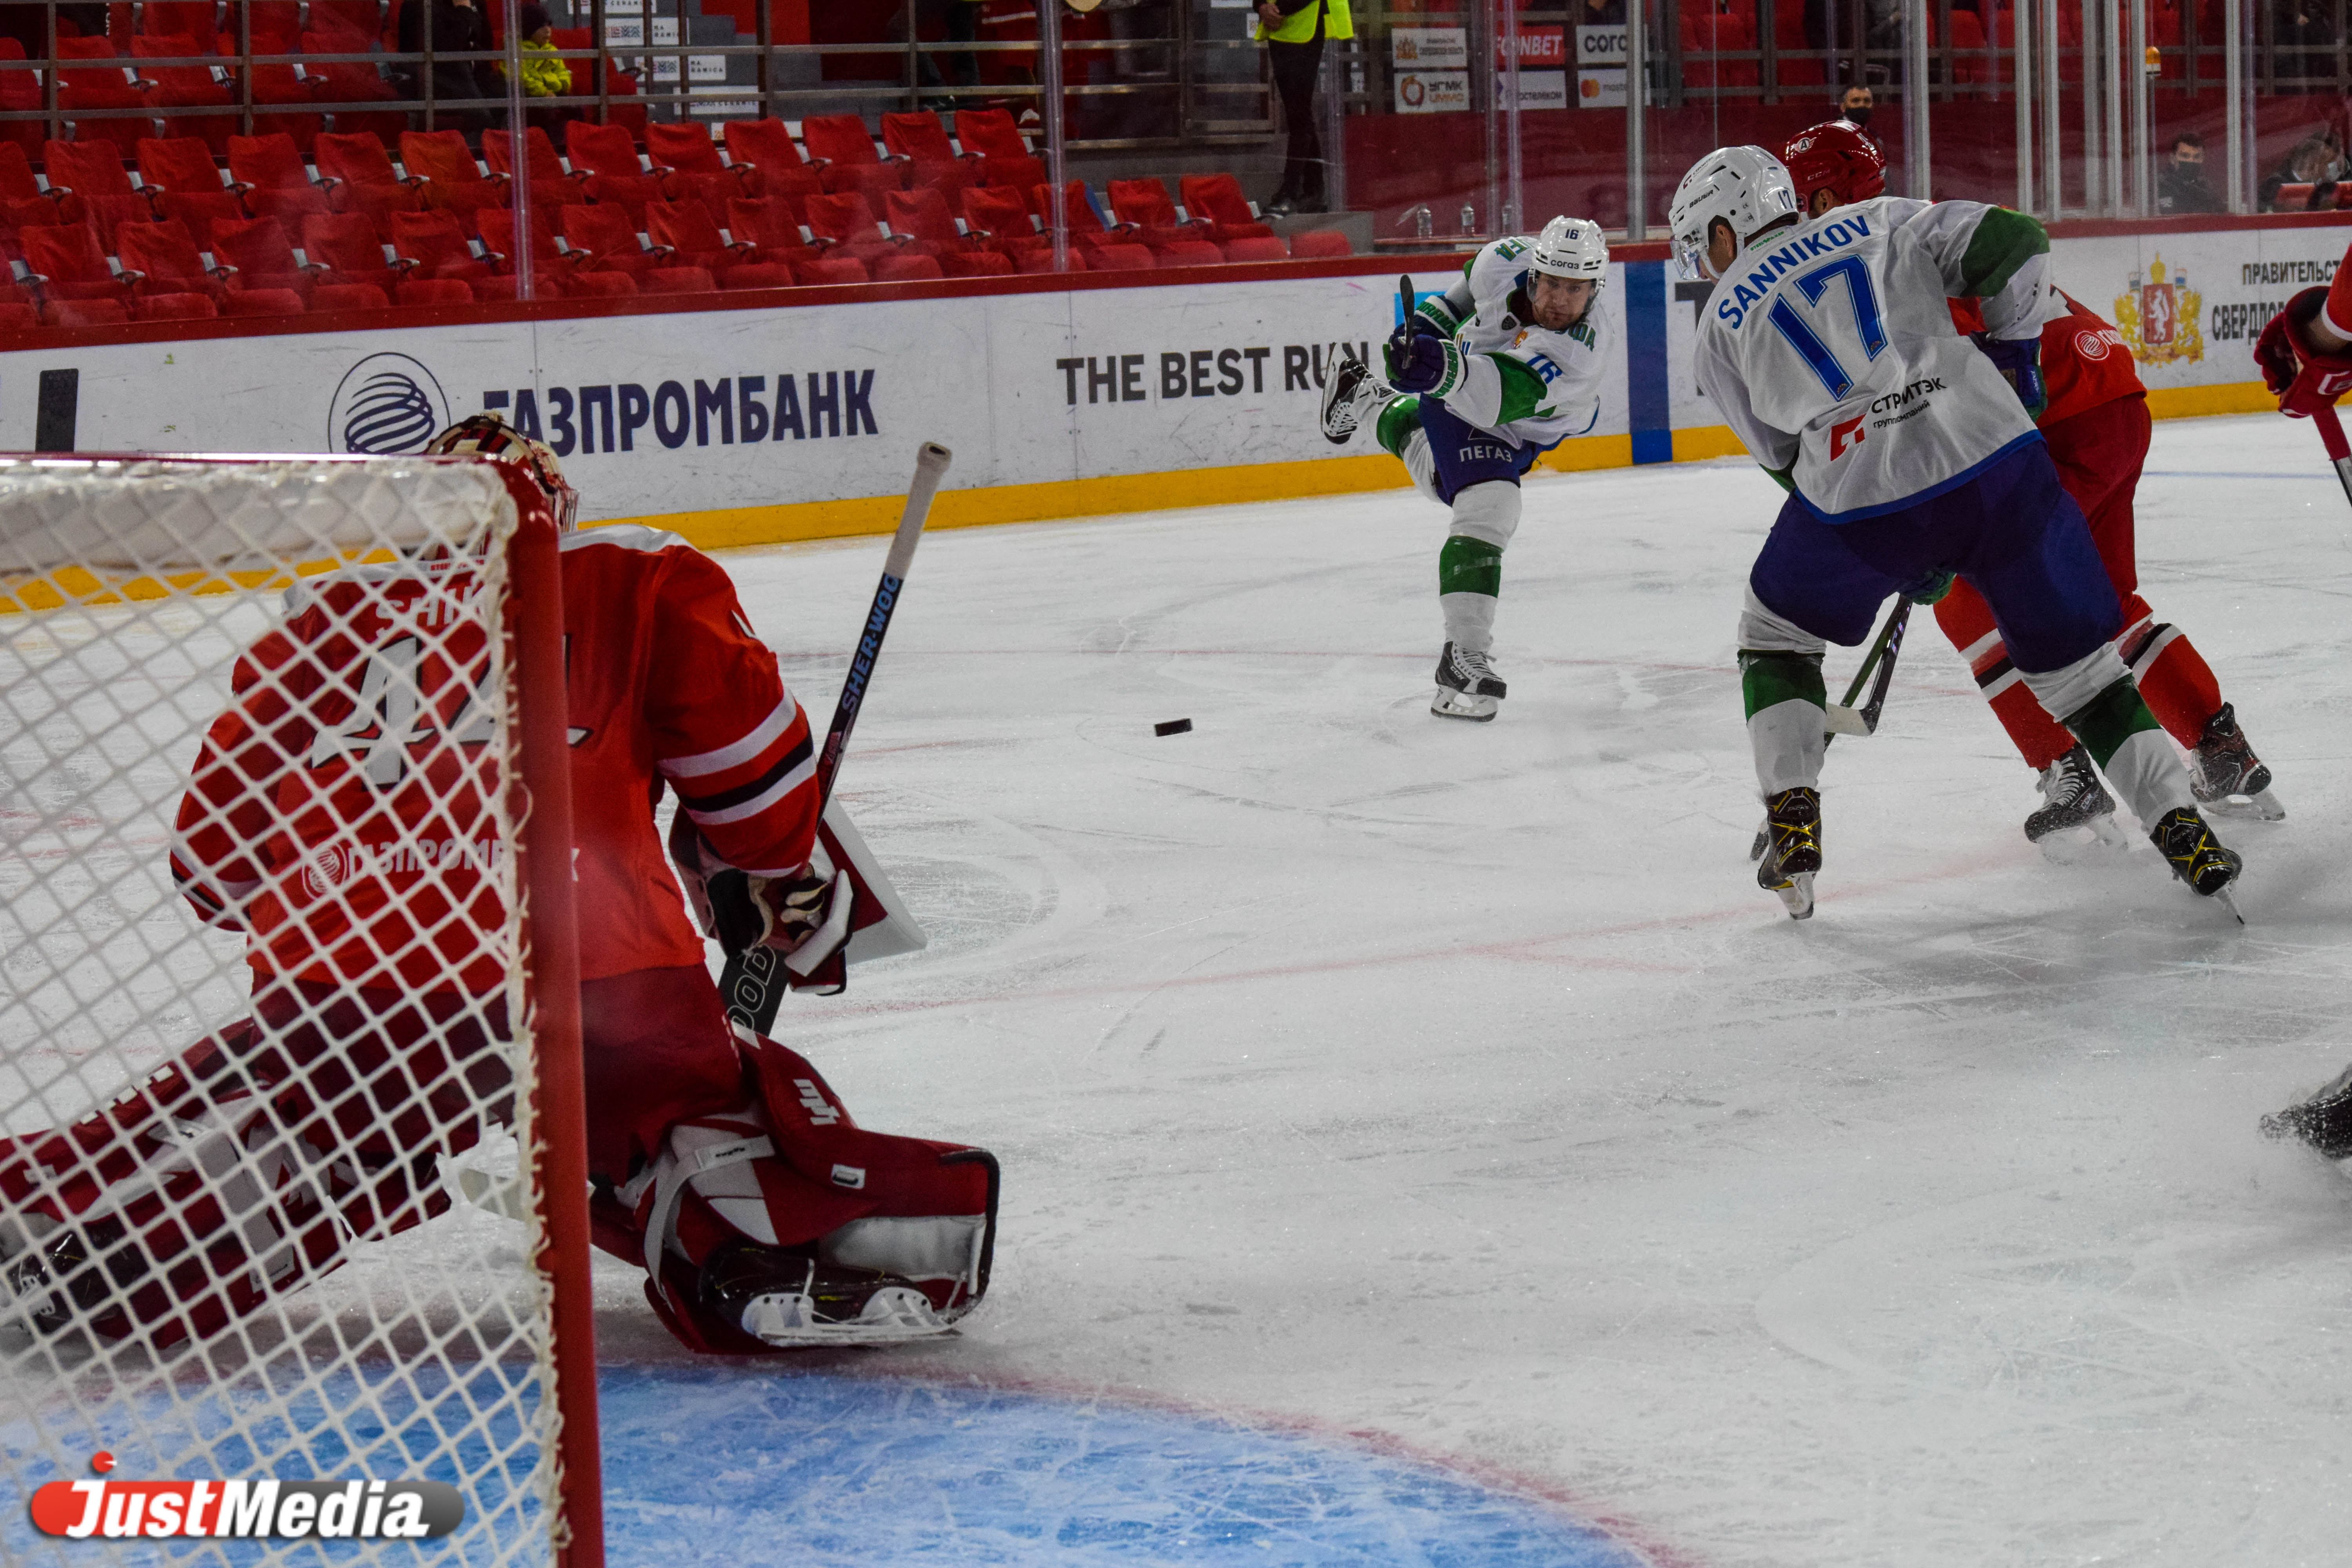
[1749,595,1912,862]
[719,441,953,1036]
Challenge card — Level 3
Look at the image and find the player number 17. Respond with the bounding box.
[1767,256,1887,400]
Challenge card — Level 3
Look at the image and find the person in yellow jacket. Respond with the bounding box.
[1255,0,1351,213]
[499,3,573,100]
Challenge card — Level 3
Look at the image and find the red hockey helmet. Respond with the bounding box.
[425,412,580,532]
[1781,121,1887,213]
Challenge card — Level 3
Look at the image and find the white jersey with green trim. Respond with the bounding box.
[1410,235,1607,449]
[1692,196,2070,523]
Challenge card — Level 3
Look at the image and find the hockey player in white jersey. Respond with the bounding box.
[1321,216,1609,720]
[1668,145,2241,918]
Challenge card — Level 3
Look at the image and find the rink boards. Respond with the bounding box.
[0,217,2337,548]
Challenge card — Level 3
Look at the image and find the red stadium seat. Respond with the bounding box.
[958,184,1040,251]
[1087,243,1156,271]
[882,186,970,251]
[800,114,898,175]
[388,207,493,279]
[394,276,472,306]
[941,249,1013,278]
[130,36,235,152]
[132,288,218,319]
[797,255,867,285]
[719,261,795,290]
[218,286,308,316]
[645,121,753,194]
[563,120,645,181]
[0,42,42,154]
[297,31,407,142]
[873,252,942,282]
[640,264,715,295]
[484,126,590,205]
[136,134,235,196]
[563,270,638,298]
[721,118,813,181]
[1155,240,1224,269]
[645,197,756,276]
[1288,229,1353,258]
[229,132,334,224]
[1015,248,1085,274]
[1178,173,1274,241]
[979,153,1045,193]
[309,280,393,310]
[1222,235,1287,263]
[723,194,818,260]
[880,110,969,165]
[20,223,134,299]
[313,131,426,220]
[227,34,327,152]
[45,296,132,326]
[0,301,39,328]
[143,2,223,38]
[55,39,157,151]
[116,216,230,296]
[802,191,904,262]
[558,201,664,276]
[209,213,320,293]
[398,129,509,218]
[950,106,1027,160]
[298,209,406,291]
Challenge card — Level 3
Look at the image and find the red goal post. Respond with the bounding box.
[0,455,601,1567]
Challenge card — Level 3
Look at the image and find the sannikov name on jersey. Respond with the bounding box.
[1693,195,2067,522]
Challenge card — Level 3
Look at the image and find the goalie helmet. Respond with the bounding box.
[425,412,579,532]
[1780,120,1887,213]
[1667,145,1800,282]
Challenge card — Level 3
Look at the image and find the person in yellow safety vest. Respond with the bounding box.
[1255,0,1352,214]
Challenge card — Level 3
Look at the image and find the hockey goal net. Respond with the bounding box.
[0,456,601,1564]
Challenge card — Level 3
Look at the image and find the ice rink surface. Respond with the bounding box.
[15,412,2352,1566]
[607,410,2352,1568]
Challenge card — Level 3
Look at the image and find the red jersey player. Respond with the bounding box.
[1779,122,2281,849]
[0,419,995,1355]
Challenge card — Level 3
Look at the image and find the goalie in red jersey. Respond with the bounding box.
[1779,122,2282,850]
[0,418,994,1356]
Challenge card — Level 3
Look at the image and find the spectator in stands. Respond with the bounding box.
[2158,131,2221,215]
[1575,0,1626,22]
[396,0,503,140]
[2261,128,2345,212]
[1256,0,1352,215]
[499,2,572,129]
[1834,84,1876,135]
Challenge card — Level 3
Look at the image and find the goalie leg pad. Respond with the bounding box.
[625,1030,998,1353]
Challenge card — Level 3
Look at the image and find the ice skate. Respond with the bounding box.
[1432,641,1505,720]
[2260,1062,2352,1161]
[1756,786,1821,920]
[1319,345,1385,446]
[2024,744,2132,861]
[2147,805,2243,919]
[2189,702,2284,820]
[697,1239,954,1347]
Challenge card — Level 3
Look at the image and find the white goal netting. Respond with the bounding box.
[0,457,590,1564]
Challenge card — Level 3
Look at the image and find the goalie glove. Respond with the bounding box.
[2254,286,2352,419]
[668,815,856,980]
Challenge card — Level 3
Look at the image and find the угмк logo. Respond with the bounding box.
[29,1451,464,1541]
[327,353,450,455]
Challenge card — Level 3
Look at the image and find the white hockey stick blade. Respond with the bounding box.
[813,797,929,963]
[1823,703,1873,736]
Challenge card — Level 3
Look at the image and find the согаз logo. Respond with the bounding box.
[327,354,450,454]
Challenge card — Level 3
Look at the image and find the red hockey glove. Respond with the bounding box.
[2255,286,2352,419]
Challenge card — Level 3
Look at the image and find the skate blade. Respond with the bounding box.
[1771,872,1815,920]
[742,1287,956,1347]
[1748,820,1768,862]
[2209,886,2246,925]
[2033,814,2134,866]
[1430,689,1499,722]
[2203,789,2285,821]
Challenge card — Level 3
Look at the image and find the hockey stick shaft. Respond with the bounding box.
[813,441,952,809]
[1822,595,1910,741]
[2313,405,2352,509]
[722,442,951,1035]
[1399,274,1417,343]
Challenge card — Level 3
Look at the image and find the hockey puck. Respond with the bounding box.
[1154,719,1193,737]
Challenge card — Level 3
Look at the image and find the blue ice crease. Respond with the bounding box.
[595,1365,1651,1568]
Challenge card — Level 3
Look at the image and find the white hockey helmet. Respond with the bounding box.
[1528,214,1608,285]
[1667,145,1801,282]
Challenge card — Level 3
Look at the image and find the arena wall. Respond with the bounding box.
[0,215,2341,549]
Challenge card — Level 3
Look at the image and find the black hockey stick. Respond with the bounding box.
[2315,405,2352,510]
[719,441,953,1036]
[1399,273,1417,345]
[1749,595,1912,861]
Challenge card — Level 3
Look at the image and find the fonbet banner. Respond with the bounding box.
[0,223,2313,539]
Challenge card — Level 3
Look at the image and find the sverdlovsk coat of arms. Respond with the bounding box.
[2113,256,2203,367]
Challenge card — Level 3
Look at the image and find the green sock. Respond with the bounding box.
[2061,677,2160,770]
[1376,394,1421,459]
[1740,650,1826,719]
[1439,535,1503,598]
